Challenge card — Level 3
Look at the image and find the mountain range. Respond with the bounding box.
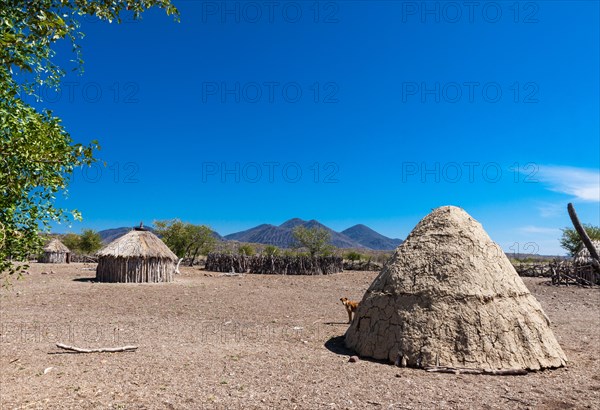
[341,224,404,251]
[97,227,147,244]
[98,218,403,251]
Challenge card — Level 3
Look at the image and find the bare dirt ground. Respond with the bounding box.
[1,263,599,409]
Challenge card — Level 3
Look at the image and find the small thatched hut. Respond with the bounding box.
[345,206,567,372]
[39,238,71,263]
[96,226,177,283]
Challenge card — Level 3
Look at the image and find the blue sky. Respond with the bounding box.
[36,0,599,255]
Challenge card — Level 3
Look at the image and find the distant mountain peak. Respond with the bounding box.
[225,218,402,250]
[255,223,276,229]
[281,217,304,223]
[345,224,371,232]
[342,224,403,250]
[279,218,307,229]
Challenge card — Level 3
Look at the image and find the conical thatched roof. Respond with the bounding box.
[574,240,600,264]
[43,238,70,253]
[345,206,567,371]
[97,229,177,260]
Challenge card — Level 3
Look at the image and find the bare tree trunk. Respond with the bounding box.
[190,247,200,266]
[183,242,194,261]
[568,203,600,272]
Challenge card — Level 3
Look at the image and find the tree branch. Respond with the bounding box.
[55,342,138,353]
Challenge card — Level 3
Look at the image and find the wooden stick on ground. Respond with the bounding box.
[56,343,138,353]
[424,366,527,376]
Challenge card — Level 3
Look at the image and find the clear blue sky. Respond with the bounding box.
[39,0,599,255]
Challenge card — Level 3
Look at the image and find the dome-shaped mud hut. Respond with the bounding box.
[345,206,567,373]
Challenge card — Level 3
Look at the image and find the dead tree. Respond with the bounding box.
[568,203,600,273]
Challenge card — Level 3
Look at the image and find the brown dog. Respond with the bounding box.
[340,297,360,323]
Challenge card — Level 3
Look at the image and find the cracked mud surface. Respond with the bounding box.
[0,263,598,409]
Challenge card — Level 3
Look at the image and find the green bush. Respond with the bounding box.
[560,225,600,256]
[345,251,363,262]
[263,245,280,257]
[238,244,255,256]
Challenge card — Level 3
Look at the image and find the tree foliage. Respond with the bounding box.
[2,0,179,93]
[282,248,298,258]
[238,244,255,256]
[263,245,280,257]
[78,229,103,254]
[560,224,600,256]
[61,233,81,252]
[154,220,217,266]
[0,78,97,276]
[292,226,333,257]
[59,230,102,254]
[0,1,178,279]
[344,251,363,262]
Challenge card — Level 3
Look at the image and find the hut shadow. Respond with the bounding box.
[324,335,355,357]
[324,335,393,366]
[72,277,96,283]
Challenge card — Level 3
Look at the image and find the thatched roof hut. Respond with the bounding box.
[39,238,71,263]
[345,206,567,372]
[574,240,600,265]
[96,226,177,283]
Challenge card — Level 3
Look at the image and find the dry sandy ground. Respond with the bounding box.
[1,263,599,409]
